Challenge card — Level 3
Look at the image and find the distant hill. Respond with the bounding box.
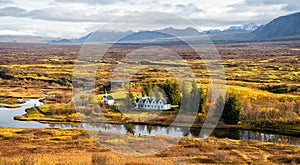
[50,24,261,44]
[0,35,56,43]
[50,27,201,43]
[119,31,173,41]
[223,23,259,32]
[156,27,200,36]
[50,30,134,43]
[253,12,300,39]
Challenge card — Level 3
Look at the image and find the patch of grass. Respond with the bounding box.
[0,97,25,105]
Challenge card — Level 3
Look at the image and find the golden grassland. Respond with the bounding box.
[0,127,299,165]
[0,41,298,133]
[0,41,299,164]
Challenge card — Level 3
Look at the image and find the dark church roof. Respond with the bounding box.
[107,96,114,100]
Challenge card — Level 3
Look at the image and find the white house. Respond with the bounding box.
[134,96,171,110]
[101,90,114,106]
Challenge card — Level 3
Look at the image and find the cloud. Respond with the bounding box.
[233,0,300,11]
[0,7,26,17]
[54,0,129,5]
[243,0,297,5]
[175,3,203,13]
[0,0,13,5]
[227,0,300,24]
[26,7,113,22]
[0,7,114,22]
[100,12,195,31]
[0,29,34,35]
[0,17,100,38]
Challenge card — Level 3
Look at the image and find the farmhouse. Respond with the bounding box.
[134,96,171,110]
[100,90,114,106]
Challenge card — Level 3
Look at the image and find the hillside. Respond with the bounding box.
[254,12,300,39]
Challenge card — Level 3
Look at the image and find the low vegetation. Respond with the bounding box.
[0,127,298,165]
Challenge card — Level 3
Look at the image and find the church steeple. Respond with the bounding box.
[104,89,107,97]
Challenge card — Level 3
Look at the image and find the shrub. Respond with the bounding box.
[91,155,107,165]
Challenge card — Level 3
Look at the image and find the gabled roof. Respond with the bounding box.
[107,96,114,100]
[135,98,140,103]
[134,96,171,105]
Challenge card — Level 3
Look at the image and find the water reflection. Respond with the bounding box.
[0,98,299,146]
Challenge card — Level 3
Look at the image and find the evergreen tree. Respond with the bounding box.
[180,81,189,113]
[214,95,225,118]
[144,83,152,96]
[189,81,206,113]
[190,81,200,113]
[121,91,134,112]
[222,95,241,125]
[162,80,181,105]
[170,81,181,105]
[198,87,205,113]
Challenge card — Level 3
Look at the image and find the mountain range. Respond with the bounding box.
[2,12,300,44]
[50,23,261,44]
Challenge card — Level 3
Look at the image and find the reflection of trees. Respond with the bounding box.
[124,124,135,135]
[114,124,122,131]
[152,126,159,132]
[166,126,171,134]
[137,125,146,133]
[179,127,189,137]
[147,125,152,135]
[212,129,240,140]
[189,128,201,137]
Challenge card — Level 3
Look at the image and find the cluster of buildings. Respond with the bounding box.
[101,90,171,110]
[134,96,171,110]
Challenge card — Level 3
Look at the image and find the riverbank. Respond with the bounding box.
[13,107,300,141]
[0,127,299,164]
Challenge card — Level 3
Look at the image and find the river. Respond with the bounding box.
[0,98,299,146]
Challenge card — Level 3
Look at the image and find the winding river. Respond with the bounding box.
[0,98,299,146]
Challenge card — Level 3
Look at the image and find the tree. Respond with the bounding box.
[180,81,189,113]
[214,95,225,118]
[189,81,200,113]
[120,92,135,112]
[190,81,206,113]
[198,87,205,113]
[128,90,134,101]
[222,95,241,125]
[170,81,181,105]
[161,80,181,105]
[143,84,152,96]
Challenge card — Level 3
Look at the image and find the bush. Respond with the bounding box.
[260,84,300,93]
[91,155,107,165]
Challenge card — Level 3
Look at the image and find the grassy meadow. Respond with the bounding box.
[0,127,299,164]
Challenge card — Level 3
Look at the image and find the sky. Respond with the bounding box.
[0,0,299,38]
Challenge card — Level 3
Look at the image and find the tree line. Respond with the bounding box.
[140,80,242,125]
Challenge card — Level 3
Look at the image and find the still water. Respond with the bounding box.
[0,98,299,146]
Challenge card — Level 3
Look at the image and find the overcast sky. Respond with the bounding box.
[0,0,299,38]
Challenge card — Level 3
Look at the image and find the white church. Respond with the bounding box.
[134,96,171,110]
[100,90,114,106]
